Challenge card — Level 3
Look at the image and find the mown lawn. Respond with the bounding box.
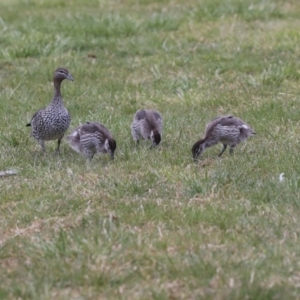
[1,0,300,299]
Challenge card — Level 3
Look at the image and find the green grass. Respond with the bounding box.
[1,0,300,298]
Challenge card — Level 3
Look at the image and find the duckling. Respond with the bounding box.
[131,109,163,146]
[27,68,73,153]
[192,115,256,160]
[67,121,116,161]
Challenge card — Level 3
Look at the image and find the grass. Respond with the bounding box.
[1,0,300,298]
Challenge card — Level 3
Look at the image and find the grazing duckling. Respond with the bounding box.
[27,68,73,153]
[131,109,163,146]
[67,121,116,161]
[192,115,256,160]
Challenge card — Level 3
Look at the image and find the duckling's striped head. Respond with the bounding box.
[192,139,206,160]
[105,138,117,160]
[150,130,161,146]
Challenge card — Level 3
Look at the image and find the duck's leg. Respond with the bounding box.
[229,145,235,155]
[56,139,62,154]
[218,144,227,157]
[86,153,94,166]
[84,153,93,167]
[38,139,46,153]
[83,147,94,162]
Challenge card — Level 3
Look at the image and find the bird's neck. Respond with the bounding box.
[53,79,62,98]
[52,80,64,105]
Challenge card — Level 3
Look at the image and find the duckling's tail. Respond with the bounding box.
[26,123,31,127]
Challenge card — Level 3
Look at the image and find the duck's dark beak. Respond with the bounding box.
[67,74,74,81]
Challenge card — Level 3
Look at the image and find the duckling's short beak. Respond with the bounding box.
[67,74,74,81]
